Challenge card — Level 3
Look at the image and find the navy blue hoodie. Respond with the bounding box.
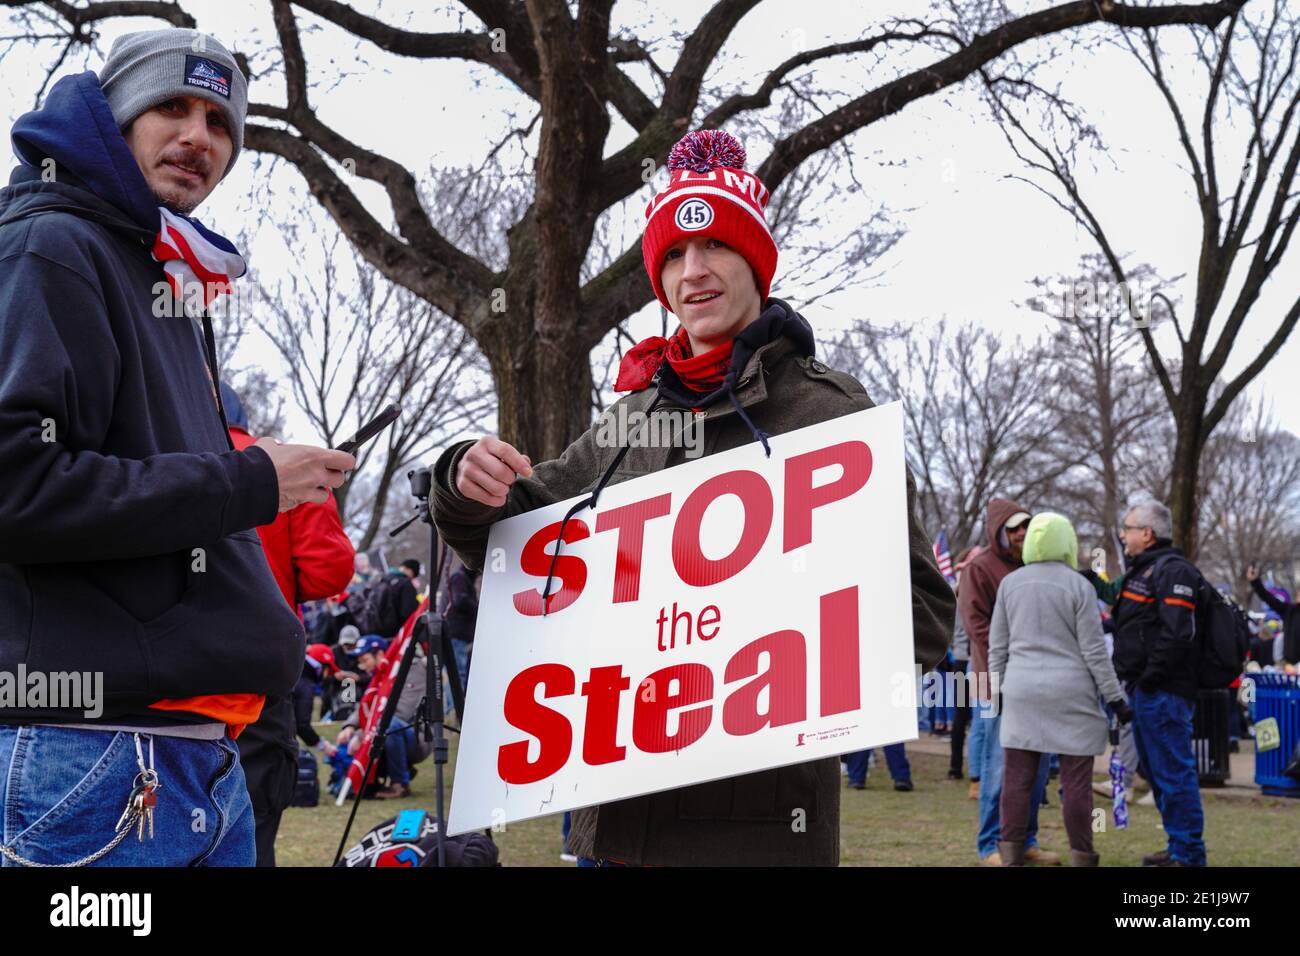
[0,72,304,724]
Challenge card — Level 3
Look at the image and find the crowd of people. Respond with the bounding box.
[838,496,1297,869]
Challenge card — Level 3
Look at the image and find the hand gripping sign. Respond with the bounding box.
[447,403,916,834]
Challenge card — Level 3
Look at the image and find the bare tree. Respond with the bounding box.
[3,0,1251,462]
[984,0,1299,558]
[1197,400,1300,600]
[1027,254,1168,572]
[252,225,495,549]
[826,318,1080,549]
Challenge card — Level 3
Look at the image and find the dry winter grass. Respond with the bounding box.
[274,722,1300,867]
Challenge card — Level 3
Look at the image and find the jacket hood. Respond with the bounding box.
[9,71,159,232]
[219,382,249,431]
[985,496,1027,562]
[1022,512,1078,569]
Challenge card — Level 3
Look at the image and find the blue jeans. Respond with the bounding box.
[845,743,911,785]
[444,639,472,717]
[927,660,955,727]
[451,638,471,690]
[381,717,420,786]
[967,667,986,780]
[1131,686,1206,865]
[975,705,1047,856]
[0,725,253,867]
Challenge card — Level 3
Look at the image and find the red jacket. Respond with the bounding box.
[229,426,356,608]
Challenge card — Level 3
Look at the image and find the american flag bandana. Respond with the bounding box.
[151,207,246,309]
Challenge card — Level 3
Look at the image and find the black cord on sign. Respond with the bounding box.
[539,395,665,616]
[727,390,771,458]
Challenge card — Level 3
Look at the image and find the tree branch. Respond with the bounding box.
[757,0,1247,195]
[1204,290,1300,434]
[243,122,494,332]
[701,27,960,131]
[14,0,195,28]
[592,0,761,211]
[254,2,497,331]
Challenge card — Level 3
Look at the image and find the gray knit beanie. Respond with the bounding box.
[99,29,247,179]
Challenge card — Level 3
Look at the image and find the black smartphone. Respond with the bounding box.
[335,403,401,456]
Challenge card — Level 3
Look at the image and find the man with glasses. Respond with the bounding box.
[1089,501,1206,867]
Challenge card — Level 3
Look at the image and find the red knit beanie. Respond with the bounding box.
[641,130,778,313]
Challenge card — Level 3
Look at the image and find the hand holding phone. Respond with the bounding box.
[254,438,356,511]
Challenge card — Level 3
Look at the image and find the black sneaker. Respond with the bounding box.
[848,781,866,790]
[946,769,964,780]
[893,779,914,792]
[1141,849,1172,866]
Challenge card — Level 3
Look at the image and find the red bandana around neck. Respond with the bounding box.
[614,327,733,394]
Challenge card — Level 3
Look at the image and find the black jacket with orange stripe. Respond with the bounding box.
[1110,542,1200,701]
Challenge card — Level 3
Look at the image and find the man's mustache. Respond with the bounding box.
[159,150,211,178]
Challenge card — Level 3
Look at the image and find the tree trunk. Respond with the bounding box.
[482,324,596,462]
[1169,405,1205,560]
[1100,442,1121,574]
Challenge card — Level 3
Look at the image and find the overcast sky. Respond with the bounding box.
[4,0,1296,452]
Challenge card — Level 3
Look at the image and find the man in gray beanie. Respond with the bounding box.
[100,28,248,212]
[0,29,355,867]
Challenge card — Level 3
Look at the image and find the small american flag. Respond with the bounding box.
[933,530,956,585]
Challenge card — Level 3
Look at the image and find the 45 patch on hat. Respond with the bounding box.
[642,129,778,313]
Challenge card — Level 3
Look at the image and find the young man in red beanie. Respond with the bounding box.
[432,130,953,866]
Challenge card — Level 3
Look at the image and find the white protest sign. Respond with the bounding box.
[447,402,916,835]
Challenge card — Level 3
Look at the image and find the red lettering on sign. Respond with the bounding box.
[498,664,574,784]
[632,663,714,753]
[819,586,860,716]
[697,605,721,640]
[513,519,590,616]
[595,493,672,603]
[494,588,864,783]
[783,441,872,552]
[671,470,773,586]
[580,665,630,765]
[722,630,807,735]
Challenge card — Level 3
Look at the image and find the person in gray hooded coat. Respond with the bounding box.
[988,512,1132,867]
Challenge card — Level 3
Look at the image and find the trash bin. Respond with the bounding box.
[1192,688,1232,786]
[1252,673,1300,798]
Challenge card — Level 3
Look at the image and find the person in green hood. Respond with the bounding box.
[987,512,1133,867]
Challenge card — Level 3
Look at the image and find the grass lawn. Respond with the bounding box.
[275,722,1300,867]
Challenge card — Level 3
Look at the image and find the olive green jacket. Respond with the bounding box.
[432,335,954,865]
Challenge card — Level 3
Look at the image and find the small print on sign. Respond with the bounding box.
[447,403,917,835]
